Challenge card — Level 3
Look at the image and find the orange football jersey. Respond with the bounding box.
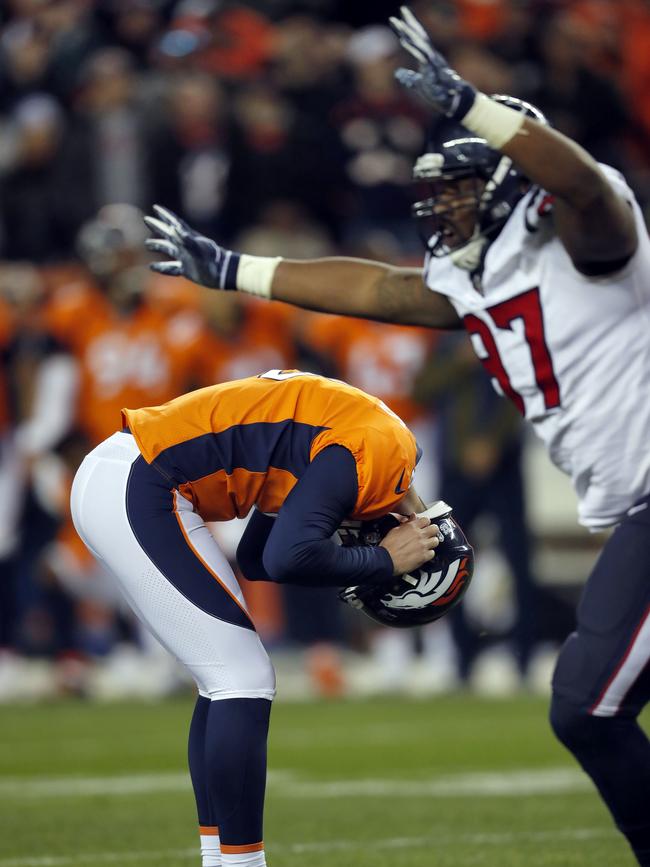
[196,296,297,386]
[300,314,436,425]
[43,281,208,445]
[123,370,418,523]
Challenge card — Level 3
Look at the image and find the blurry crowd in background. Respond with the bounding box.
[0,0,648,703]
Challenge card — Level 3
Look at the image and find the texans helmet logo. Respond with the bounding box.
[381,557,470,610]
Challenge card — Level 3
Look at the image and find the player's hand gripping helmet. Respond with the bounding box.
[413,95,547,271]
[338,501,473,628]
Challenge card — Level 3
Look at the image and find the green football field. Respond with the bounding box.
[0,694,643,867]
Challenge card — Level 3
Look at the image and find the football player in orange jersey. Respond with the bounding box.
[70,369,463,867]
[299,313,435,429]
[34,210,210,688]
[41,205,210,449]
[196,291,297,386]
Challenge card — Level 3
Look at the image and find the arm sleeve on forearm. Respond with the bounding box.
[236,509,277,582]
[260,445,394,587]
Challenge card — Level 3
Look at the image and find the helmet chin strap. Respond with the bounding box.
[449,228,487,271]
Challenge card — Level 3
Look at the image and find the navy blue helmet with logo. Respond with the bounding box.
[412,95,548,269]
[338,501,474,629]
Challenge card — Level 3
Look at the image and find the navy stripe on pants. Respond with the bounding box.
[125,455,253,632]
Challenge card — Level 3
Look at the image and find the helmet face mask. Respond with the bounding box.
[413,173,488,258]
[338,503,474,629]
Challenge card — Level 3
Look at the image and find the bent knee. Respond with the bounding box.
[549,692,631,756]
[549,693,589,749]
[550,633,602,750]
[198,651,276,702]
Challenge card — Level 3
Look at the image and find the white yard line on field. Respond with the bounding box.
[283,767,592,798]
[0,772,189,798]
[0,852,195,867]
[288,827,616,854]
[0,766,590,801]
[0,828,617,867]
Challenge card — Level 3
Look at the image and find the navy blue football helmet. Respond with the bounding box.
[338,501,474,629]
[412,95,547,269]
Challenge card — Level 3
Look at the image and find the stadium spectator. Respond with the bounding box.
[29,0,104,102]
[57,48,150,224]
[331,24,427,249]
[0,14,51,110]
[197,1,275,81]
[270,15,350,116]
[99,0,165,69]
[0,95,69,260]
[148,72,232,239]
[531,11,630,166]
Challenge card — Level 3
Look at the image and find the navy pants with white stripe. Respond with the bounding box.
[550,493,650,866]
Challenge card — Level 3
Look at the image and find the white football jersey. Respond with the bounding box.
[424,165,650,530]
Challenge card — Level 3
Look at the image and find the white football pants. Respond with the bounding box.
[70,432,275,701]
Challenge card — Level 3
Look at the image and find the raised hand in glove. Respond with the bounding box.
[144,205,239,290]
[389,6,477,121]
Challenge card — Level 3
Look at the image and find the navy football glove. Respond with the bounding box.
[144,205,239,290]
[389,6,476,120]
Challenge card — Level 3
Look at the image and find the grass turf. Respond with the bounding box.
[0,694,643,866]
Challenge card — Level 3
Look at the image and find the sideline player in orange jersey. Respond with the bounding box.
[298,311,439,500]
[299,313,435,430]
[71,370,458,867]
[43,208,208,448]
[196,292,298,386]
[38,210,208,660]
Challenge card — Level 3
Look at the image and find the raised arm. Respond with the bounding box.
[389,6,637,273]
[501,120,637,271]
[144,207,461,330]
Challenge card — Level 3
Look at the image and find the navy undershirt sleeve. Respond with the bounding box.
[236,510,276,583]
[236,445,394,587]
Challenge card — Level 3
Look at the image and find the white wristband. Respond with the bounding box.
[462,93,526,149]
[236,255,282,299]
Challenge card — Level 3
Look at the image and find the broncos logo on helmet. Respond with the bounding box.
[338,502,474,628]
[382,554,471,610]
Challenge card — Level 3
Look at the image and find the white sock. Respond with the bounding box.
[199,826,221,867]
[221,845,266,866]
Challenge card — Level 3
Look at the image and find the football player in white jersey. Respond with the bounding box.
[145,8,650,864]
